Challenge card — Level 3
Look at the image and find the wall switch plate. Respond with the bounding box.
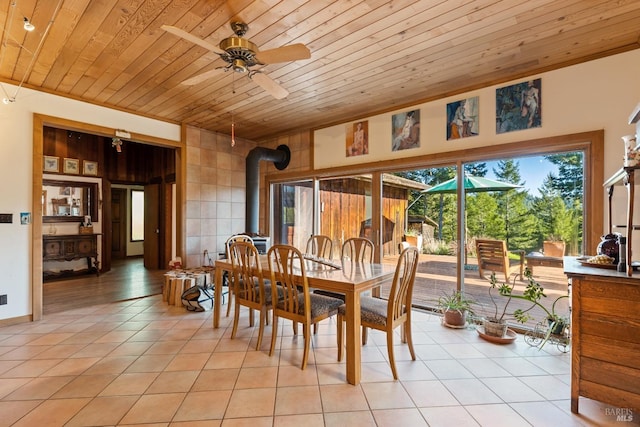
[0,214,12,223]
[0,295,7,305]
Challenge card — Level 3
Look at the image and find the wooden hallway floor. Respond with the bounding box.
[43,258,166,315]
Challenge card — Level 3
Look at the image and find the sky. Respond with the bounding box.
[483,156,558,195]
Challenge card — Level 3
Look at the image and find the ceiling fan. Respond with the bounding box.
[161,22,310,99]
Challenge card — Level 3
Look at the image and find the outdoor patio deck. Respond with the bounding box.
[381,254,570,329]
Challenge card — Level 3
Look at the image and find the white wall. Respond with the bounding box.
[0,85,179,321]
[315,49,640,245]
[316,50,640,177]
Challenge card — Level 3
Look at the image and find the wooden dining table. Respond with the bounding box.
[212,256,396,385]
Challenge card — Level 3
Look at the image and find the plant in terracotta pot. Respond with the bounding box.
[403,229,423,251]
[485,268,569,345]
[437,290,476,328]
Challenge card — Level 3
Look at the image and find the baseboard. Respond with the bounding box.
[0,314,33,327]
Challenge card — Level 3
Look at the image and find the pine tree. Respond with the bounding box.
[492,160,537,249]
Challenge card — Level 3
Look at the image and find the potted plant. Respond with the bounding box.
[485,268,568,345]
[403,229,423,250]
[437,290,475,328]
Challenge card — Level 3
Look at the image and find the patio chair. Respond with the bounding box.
[229,241,281,350]
[525,240,565,274]
[475,238,524,282]
[543,240,565,258]
[267,245,344,370]
[336,246,419,380]
[225,234,254,317]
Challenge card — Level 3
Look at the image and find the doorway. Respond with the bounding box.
[32,114,183,321]
[111,187,127,259]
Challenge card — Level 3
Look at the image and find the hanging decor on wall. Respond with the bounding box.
[447,96,479,140]
[346,121,368,157]
[43,156,59,173]
[496,79,542,133]
[112,137,123,153]
[391,109,420,152]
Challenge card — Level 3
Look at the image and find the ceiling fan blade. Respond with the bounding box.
[182,68,225,85]
[161,25,224,55]
[250,72,289,99]
[255,44,310,64]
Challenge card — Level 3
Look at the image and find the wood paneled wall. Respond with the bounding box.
[43,127,175,184]
[318,178,409,256]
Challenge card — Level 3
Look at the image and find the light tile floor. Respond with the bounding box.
[0,295,634,426]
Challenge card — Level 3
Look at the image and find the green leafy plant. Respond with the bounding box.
[437,290,476,328]
[437,290,476,314]
[488,268,568,348]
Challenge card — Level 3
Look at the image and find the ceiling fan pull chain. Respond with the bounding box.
[231,122,236,147]
[231,74,236,147]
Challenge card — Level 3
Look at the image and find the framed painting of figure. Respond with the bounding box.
[496,79,541,134]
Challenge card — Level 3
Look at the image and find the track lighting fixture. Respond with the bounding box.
[23,17,34,32]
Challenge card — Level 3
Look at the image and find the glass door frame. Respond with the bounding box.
[266,131,604,290]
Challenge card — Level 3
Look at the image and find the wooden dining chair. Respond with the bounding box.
[225,234,254,317]
[305,234,333,259]
[314,237,374,301]
[336,246,420,380]
[229,241,279,350]
[342,237,374,263]
[267,244,344,370]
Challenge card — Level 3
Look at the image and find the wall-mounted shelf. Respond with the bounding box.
[604,102,640,276]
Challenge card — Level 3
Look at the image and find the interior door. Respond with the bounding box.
[111,188,127,259]
[102,180,112,273]
[144,183,161,269]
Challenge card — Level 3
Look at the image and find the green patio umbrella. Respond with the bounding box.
[423,174,523,242]
[423,174,522,194]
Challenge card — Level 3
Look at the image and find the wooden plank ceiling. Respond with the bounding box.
[1,0,639,141]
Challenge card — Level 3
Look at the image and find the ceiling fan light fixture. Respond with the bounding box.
[23,17,35,31]
[231,58,247,73]
[162,20,308,99]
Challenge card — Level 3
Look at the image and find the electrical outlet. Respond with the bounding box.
[0,295,7,305]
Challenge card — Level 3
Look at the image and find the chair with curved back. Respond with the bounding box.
[267,244,344,370]
[229,241,279,350]
[305,234,333,259]
[342,237,374,264]
[225,234,254,317]
[336,246,420,380]
[314,237,374,301]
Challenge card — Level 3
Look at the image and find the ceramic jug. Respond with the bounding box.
[622,134,639,167]
[596,233,620,264]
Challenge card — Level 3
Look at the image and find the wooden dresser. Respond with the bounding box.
[564,257,640,413]
[43,234,99,280]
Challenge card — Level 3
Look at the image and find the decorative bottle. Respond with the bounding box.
[617,235,627,272]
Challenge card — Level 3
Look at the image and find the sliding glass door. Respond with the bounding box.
[318,175,372,260]
[268,132,597,330]
[271,180,313,250]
